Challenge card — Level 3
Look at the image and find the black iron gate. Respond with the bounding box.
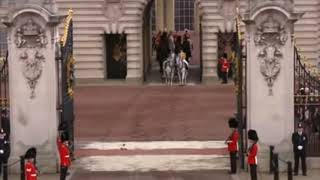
[294,47,320,156]
[234,14,247,169]
[0,50,9,138]
[59,10,75,152]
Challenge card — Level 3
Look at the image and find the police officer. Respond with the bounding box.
[226,118,239,174]
[248,129,259,180]
[58,133,71,180]
[292,123,308,176]
[0,128,9,175]
[25,148,38,180]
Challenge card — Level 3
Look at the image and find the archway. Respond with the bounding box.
[142,0,202,84]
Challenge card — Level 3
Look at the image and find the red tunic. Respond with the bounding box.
[248,143,258,165]
[221,59,230,72]
[57,137,71,167]
[227,130,239,152]
[25,162,37,180]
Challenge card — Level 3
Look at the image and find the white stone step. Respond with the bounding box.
[76,155,229,172]
[74,140,229,172]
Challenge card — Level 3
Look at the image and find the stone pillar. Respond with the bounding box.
[243,0,302,171]
[155,0,174,32]
[165,0,175,31]
[2,5,63,173]
[155,0,164,31]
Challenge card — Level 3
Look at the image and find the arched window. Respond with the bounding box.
[175,0,194,31]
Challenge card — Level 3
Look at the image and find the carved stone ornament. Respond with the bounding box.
[254,15,288,95]
[104,0,124,23]
[15,18,48,48]
[14,18,48,99]
[20,49,45,99]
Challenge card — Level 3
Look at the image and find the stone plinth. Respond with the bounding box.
[2,5,63,173]
[243,2,302,171]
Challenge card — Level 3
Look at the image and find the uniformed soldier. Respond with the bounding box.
[292,123,308,176]
[248,129,259,180]
[24,148,38,180]
[226,118,239,174]
[219,53,230,84]
[58,133,71,180]
[0,128,9,176]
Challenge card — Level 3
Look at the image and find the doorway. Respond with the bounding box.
[217,32,237,81]
[105,33,127,79]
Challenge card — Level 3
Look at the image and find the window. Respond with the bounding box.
[175,0,194,31]
[0,29,7,58]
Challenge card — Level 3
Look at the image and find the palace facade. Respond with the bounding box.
[0,0,320,84]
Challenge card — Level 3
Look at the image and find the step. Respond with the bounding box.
[74,140,229,172]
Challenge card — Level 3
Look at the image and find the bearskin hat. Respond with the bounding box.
[25,147,37,159]
[60,132,69,142]
[228,118,238,128]
[58,122,67,131]
[248,129,259,141]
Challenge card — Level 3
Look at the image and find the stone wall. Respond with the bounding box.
[56,0,148,83]
[2,0,320,83]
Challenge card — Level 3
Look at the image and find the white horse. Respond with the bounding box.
[177,58,189,85]
[163,53,176,86]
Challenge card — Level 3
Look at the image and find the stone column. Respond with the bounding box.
[165,0,175,31]
[243,1,302,171]
[2,5,63,173]
[155,0,164,31]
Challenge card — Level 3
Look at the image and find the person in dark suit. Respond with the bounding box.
[292,123,308,176]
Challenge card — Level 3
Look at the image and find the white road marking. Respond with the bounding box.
[76,141,227,150]
[76,155,229,172]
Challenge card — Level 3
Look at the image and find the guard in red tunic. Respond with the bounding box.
[58,133,71,180]
[220,53,230,84]
[248,129,259,180]
[226,118,239,174]
[24,148,38,180]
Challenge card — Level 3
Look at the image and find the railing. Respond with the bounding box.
[0,51,10,180]
[0,51,9,110]
[270,146,293,180]
[294,47,320,156]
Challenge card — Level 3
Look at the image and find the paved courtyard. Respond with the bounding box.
[74,84,236,142]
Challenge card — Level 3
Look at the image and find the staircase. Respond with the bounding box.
[71,84,236,172]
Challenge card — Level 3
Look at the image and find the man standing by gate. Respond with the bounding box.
[248,129,259,180]
[226,118,239,174]
[292,123,308,176]
[58,133,71,180]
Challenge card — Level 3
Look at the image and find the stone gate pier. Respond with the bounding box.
[1,1,63,173]
[243,0,303,171]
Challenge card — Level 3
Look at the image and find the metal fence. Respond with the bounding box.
[294,47,320,156]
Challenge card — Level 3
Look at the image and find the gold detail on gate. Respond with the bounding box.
[61,9,73,47]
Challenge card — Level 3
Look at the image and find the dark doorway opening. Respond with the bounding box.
[217,32,237,81]
[105,33,127,79]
